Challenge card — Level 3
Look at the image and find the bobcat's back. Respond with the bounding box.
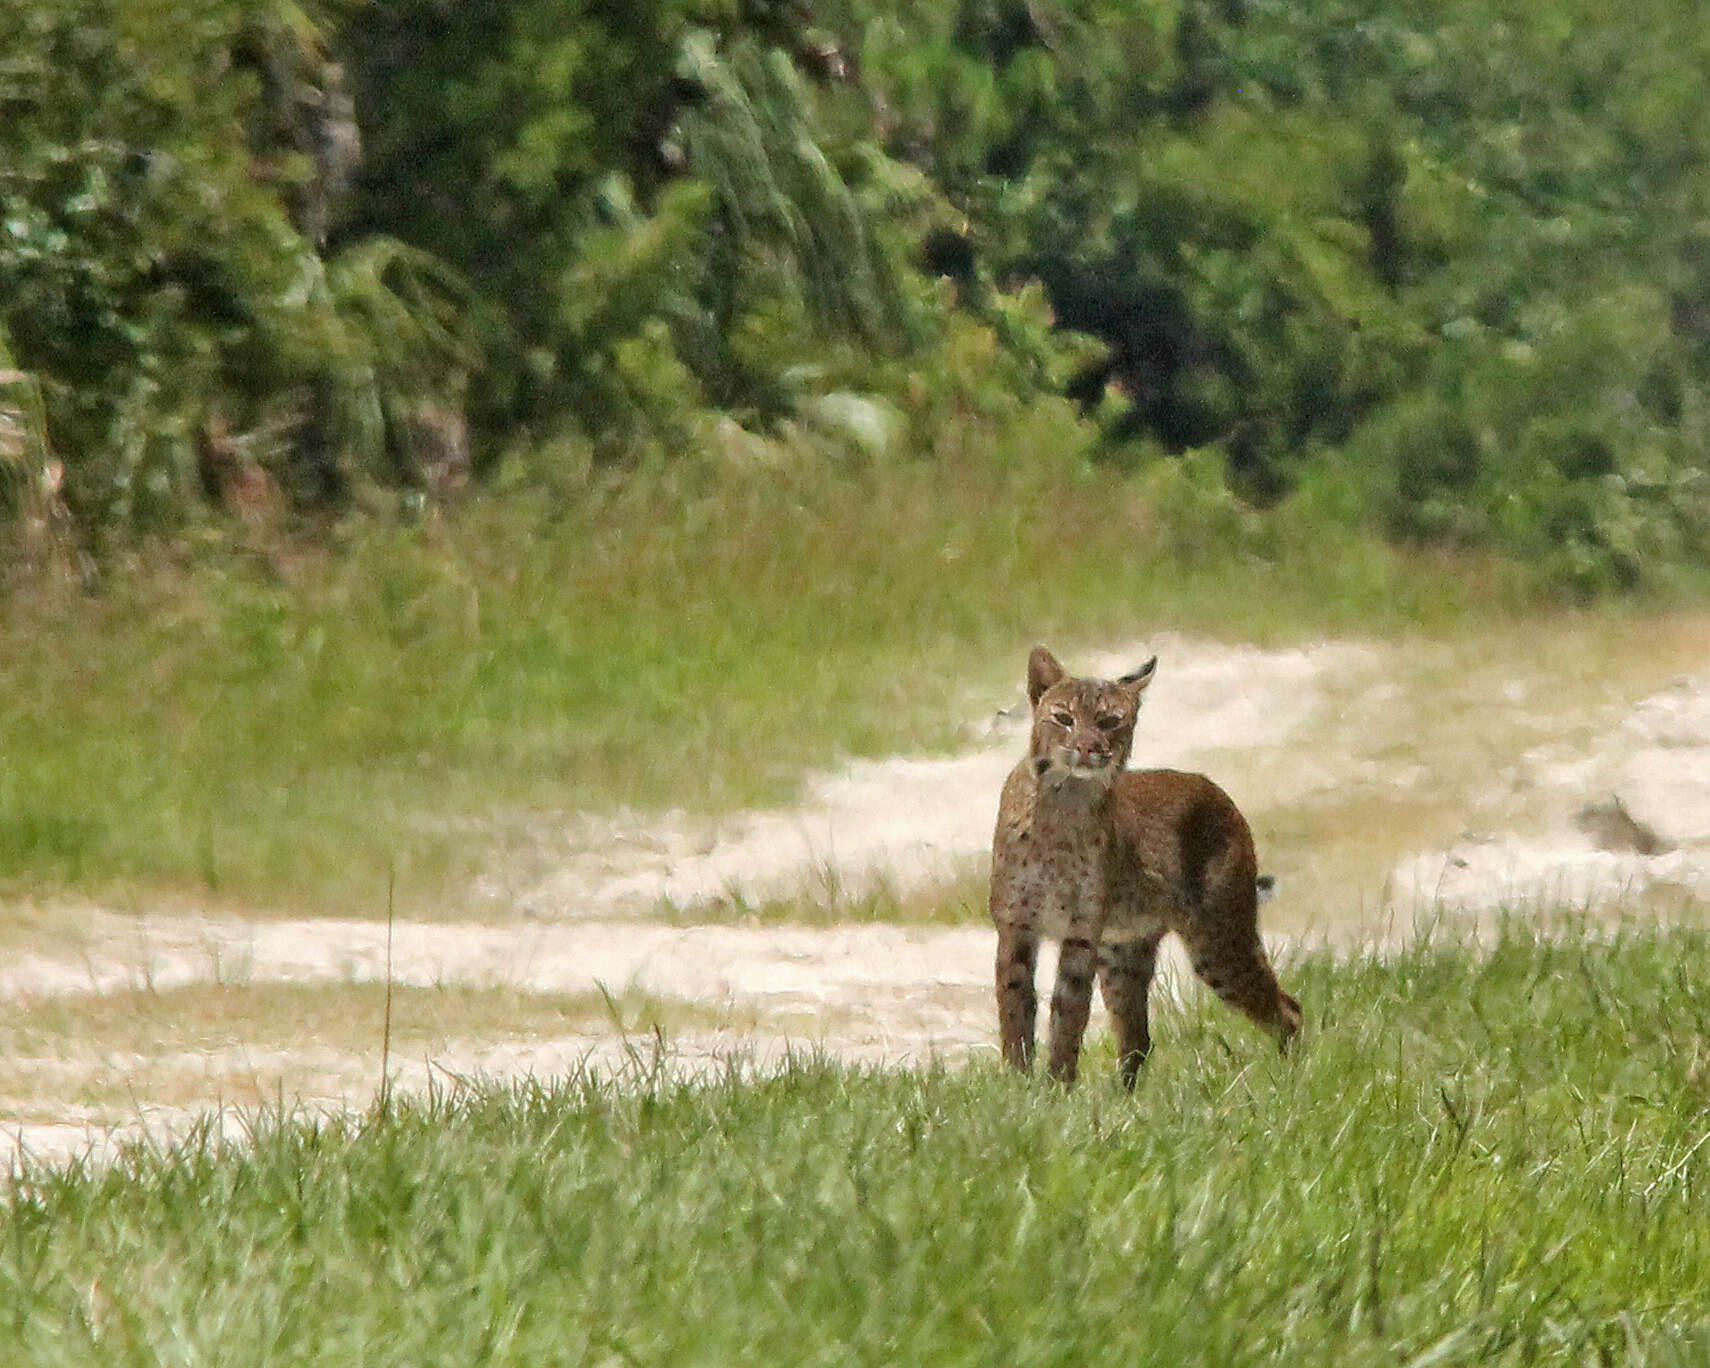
[1107,768,1258,934]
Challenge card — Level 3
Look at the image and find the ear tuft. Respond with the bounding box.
[1027,646,1067,706]
[1117,656,1158,693]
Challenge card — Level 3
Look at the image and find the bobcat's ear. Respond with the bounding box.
[1027,646,1067,707]
[1117,656,1158,696]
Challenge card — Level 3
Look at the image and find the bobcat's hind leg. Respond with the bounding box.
[1182,920,1301,1055]
[995,925,1040,1073]
[1098,934,1163,1090]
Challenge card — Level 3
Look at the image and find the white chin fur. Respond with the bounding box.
[1042,761,1114,787]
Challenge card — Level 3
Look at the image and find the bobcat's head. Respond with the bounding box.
[1025,646,1156,790]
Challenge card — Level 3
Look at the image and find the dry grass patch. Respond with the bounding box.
[0,981,761,1123]
[1,980,750,1061]
[0,435,1571,920]
[0,901,108,962]
[667,865,991,928]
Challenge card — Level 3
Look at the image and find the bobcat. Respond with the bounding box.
[989,647,1300,1088]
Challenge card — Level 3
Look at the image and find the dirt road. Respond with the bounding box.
[5,628,1707,1168]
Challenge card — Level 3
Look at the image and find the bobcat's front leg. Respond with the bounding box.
[1047,937,1098,1083]
[1046,871,1104,1084]
[1098,934,1162,1090]
[994,923,1039,1072]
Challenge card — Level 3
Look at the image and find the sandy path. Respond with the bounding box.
[497,635,1371,916]
[1,917,997,1013]
[1390,670,1710,912]
[6,631,1708,1171]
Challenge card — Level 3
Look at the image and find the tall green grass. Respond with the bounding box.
[0,412,1646,913]
[5,920,1709,1364]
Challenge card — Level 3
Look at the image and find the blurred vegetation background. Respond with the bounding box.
[6,0,1710,910]
[4,0,1709,593]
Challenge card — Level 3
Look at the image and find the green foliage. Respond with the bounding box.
[316,238,479,489]
[341,3,923,449]
[0,0,304,526]
[6,0,1710,587]
[0,328,50,522]
[0,0,475,530]
[6,921,1710,1363]
[1350,286,1710,591]
[832,0,1710,583]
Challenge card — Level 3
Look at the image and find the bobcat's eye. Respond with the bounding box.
[1096,714,1125,732]
[1050,709,1074,727]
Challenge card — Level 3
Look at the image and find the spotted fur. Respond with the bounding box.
[989,646,1301,1087]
